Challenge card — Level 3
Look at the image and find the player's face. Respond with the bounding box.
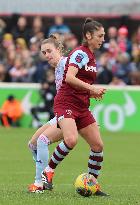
[41,43,61,67]
[88,27,105,50]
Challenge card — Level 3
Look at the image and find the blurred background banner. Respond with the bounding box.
[0,0,140,17]
[0,83,41,127]
[0,3,140,130]
[0,83,139,132]
[90,86,140,133]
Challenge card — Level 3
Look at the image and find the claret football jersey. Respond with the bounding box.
[54,45,97,109]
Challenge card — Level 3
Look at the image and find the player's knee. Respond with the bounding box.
[65,136,78,148]
[28,140,37,151]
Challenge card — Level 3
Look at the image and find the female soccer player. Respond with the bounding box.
[28,34,103,193]
[28,34,66,193]
[42,18,108,196]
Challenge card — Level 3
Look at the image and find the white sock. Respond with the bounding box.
[35,135,50,183]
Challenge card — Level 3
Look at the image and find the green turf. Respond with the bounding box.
[0,127,140,205]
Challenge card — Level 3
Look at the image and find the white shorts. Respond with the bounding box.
[47,117,57,126]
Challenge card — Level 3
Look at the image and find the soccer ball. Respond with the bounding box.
[74,173,99,197]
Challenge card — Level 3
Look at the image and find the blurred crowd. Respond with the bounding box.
[0,15,140,86]
[0,15,140,127]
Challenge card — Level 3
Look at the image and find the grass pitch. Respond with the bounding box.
[0,127,140,205]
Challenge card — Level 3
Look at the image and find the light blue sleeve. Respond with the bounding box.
[69,50,89,69]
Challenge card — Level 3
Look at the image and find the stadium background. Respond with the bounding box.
[0,1,140,205]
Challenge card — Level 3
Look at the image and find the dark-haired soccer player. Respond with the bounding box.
[42,18,108,196]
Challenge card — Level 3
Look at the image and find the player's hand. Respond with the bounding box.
[90,87,106,100]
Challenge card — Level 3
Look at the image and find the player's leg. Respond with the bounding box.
[28,123,51,162]
[78,111,108,196]
[28,117,63,193]
[79,122,103,179]
[28,116,61,161]
[28,121,55,193]
[30,123,52,146]
[42,117,78,190]
[28,125,62,193]
[80,124,109,196]
[35,125,62,185]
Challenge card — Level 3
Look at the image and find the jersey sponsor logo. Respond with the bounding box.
[85,64,97,72]
[75,53,84,63]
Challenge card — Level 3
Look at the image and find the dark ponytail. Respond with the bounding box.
[82,18,103,43]
[84,18,93,25]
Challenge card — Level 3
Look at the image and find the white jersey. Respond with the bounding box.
[55,56,67,92]
[47,56,67,126]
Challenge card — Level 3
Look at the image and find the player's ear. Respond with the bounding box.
[85,32,92,40]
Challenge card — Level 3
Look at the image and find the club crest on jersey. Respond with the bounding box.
[75,53,84,63]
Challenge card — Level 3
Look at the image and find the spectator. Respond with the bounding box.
[5,46,16,76]
[131,26,140,46]
[30,16,45,42]
[48,16,71,36]
[107,26,117,40]
[109,75,126,86]
[103,26,117,51]
[113,52,134,84]
[64,33,79,55]
[107,39,120,59]
[15,37,27,53]
[23,56,37,82]
[1,33,15,68]
[97,52,113,84]
[9,56,28,82]
[29,36,41,65]
[131,43,140,71]
[129,71,140,85]
[117,26,132,54]
[0,95,23,127]
[11,16,31,43]
[2,33,14,50]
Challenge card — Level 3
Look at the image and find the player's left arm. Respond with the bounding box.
[66,67,107,95]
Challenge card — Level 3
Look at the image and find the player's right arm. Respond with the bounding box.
[66,71,106,97]
[66,66,92,91]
